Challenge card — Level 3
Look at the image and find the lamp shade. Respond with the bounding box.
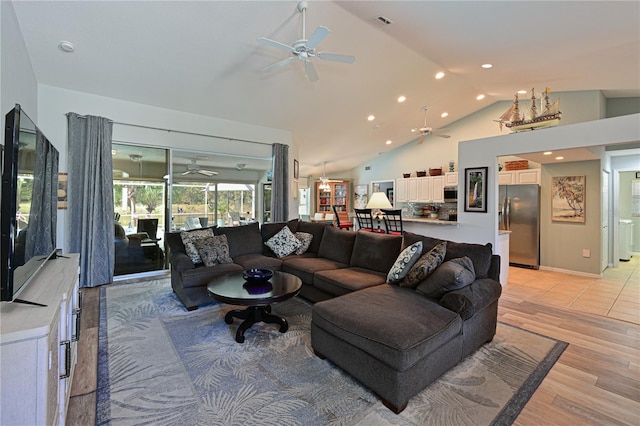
[366,192,392,209]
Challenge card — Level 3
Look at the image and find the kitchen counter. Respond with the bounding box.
[403,217,459,226]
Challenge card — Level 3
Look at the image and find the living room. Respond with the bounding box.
[1,1,639,425]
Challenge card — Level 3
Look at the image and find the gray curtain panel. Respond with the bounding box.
[66,113,114,287]
[24,130,59,260]
[271,143,289,222]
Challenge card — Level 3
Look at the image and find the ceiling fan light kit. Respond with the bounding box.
[258,0,355,82]
[412,106,451,144]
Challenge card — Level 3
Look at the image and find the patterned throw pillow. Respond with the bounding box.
[294,232,313,255]
[180,228,215,264]
[386,241,423,284]
[193,235,233,267]
[265,226,302,258]
[399,242,447,288]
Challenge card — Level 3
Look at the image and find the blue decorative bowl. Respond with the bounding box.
[242,268,273,282]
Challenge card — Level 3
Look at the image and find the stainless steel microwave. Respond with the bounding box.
[443,186,458,203]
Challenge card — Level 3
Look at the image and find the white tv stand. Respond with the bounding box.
[1,253,80,425]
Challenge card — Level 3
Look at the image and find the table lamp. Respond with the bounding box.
[366,191,393,232]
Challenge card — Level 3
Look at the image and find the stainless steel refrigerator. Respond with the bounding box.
[499,184,540,269]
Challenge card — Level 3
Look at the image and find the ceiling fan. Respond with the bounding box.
[257,0,355,82]
[411,106,451,144]
[181,159,218,176]
[316,161,341,191]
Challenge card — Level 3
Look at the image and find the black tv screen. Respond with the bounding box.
[1,104,59,302]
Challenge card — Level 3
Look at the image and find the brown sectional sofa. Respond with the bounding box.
[166,219,502,413]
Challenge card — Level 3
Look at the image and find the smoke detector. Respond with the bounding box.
[236,163,247,171]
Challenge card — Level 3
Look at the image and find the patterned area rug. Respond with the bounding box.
[96,278,567,425]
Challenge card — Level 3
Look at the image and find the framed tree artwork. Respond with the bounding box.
[464,167,487,213]
[354,184,368,209]
[552,175,585,223]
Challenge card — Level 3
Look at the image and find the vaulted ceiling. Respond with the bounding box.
[11,1,640,176]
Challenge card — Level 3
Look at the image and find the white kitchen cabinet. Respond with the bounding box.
[499,169,541,185]
[431,175,445,203]
[444,172,458,186]
[396,178,408,202]
[407,178,419,202]
[419,177,432,202]
[1,254,80,426]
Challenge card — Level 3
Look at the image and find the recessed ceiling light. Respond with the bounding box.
[555,156,564,160]
[481,63,493,69]
[476,94,486,100]
[441,112,449,118]
[397,95,406,103]
[385,140,392,145]
[543,151,553,155]
[517,90,527,94]
[59,41,75,53]
[367,115,375,121]
[435,72,445,80]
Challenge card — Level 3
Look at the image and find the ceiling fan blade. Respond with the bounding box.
[316,52,355,64]
[198,170,218,176]
[432,132,451,139]
[306,26,330,49]
[263,56,296,72]
[181,170,192,175]
[257,37,294,52]
[417,134,426,144]
[304,60,319,82]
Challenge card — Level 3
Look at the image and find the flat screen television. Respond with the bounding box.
[1,104,59,303]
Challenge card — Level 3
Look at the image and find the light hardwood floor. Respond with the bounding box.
[66,258,640,425]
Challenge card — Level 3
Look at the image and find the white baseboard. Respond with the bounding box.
[538,265,601,279]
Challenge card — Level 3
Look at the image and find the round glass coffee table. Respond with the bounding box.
[207,271,302,343]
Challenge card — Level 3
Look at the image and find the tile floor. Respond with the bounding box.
[503,255,639,325]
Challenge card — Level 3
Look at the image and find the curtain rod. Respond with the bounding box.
[66,112,274,147]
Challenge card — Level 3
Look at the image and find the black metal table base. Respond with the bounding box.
[224,305,288,343]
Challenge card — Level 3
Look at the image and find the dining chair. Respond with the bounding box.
[382,209,403,235]
[354,208,375,232]
[333,205,353,230]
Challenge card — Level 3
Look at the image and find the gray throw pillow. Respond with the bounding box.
[193,235,233,267]
[265,226,302,258]
[416,256,476,298]
[294,232,313,255]
[399,242,447,288]
[387,241,423,284]
[180,228,214,264]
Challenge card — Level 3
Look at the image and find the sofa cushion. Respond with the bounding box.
[264,225,302,257]
[439,278,502,320]
[350,231,403,274]
[317,226,357,265]
[180,228,215,265]
[232,253,283,271]
[312,284,462,372]
[282,256,348,285]
[179,263,244,289]
[215,222,263,258]
[192,234,234,267]
[399,242,447,288]
[444,241,493,279]
[402,232,442,253]
[416,256,476,299]
[314,267,387,297]
[387,241,423,284]
[294,232,313,255]
[297,221,328,254]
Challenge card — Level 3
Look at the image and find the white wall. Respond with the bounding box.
[0,0,38,141]
[37,85,297,249]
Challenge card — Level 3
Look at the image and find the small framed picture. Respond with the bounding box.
[464,167,487,213]
[386,188,394,205]
[293,159,299,179]
[57,172,68,210]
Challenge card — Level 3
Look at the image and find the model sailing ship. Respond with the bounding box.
[496,87,561,132]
